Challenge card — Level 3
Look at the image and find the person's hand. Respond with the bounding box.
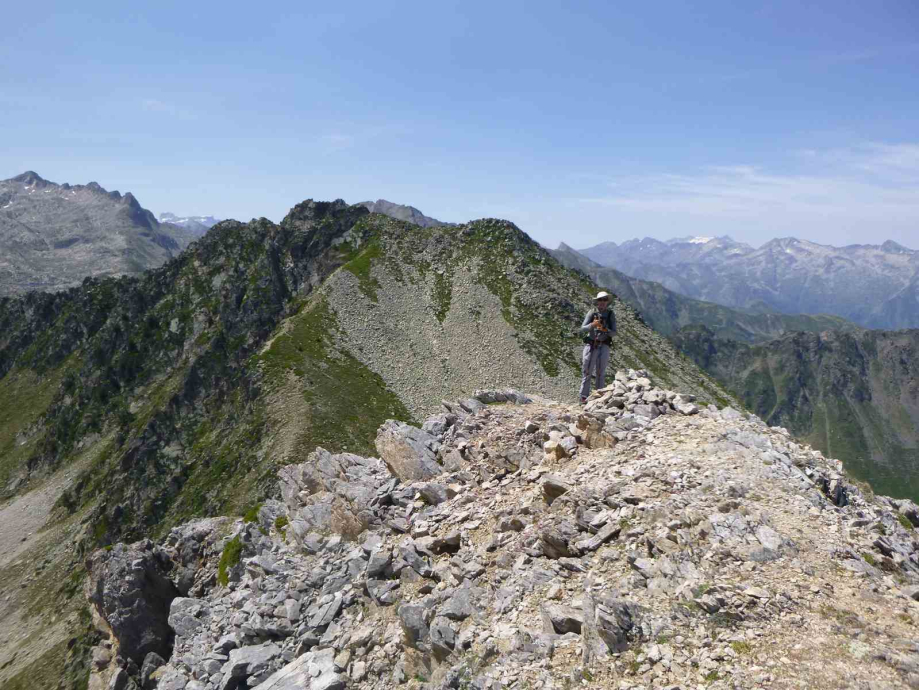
[591,318,602,328]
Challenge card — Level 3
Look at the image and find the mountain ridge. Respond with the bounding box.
[71,370,919,690]
[0,199,732,689]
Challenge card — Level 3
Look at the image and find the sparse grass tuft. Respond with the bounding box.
[217,535,243,587]
[896,513,915,531]
[731,640,752,655]
[242,503,263,523]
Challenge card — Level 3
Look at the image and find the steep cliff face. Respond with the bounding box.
[0,201,732,689]
[0,172,201,295]
[673,325,919,502]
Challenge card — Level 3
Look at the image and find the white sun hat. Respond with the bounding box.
[594,291,611,301]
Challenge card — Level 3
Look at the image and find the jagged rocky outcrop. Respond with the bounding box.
[0,171,201,295]
[86,373,919,689]
[85,541,181,666]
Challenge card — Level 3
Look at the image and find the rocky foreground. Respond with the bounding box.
[85,371,919,689]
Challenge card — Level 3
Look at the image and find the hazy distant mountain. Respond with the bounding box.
[158,212,220,237]
[0,172,200,296]
[358,199,454,228]
[579,235,919,329]
[552,242,853,344]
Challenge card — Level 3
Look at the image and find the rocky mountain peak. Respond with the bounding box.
[358,199,453,228]
[882,240,914,254]
[0,173,205,295]
[81,369,919,689]
[10,170,48,187]
[283,198,360,226]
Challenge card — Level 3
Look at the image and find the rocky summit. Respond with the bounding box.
[84,371,919,690]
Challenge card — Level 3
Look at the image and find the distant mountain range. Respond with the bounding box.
[551,243,853,344]
[579,235,919,330]
[0,172,207,296]
[157,212,221,236]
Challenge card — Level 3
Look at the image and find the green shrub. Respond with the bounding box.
[217,535,243,587]
[730,640,752,654]
[897,513,915,531]
[242,503,263,523]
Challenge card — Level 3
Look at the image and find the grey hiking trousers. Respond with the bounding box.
[579,342,610,399]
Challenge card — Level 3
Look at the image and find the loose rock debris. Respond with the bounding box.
[86,370,919,689]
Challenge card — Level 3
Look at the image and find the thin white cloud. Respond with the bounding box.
[142,98,177,114]
[581,143,919,225]
[140,98,195,119]
[319,133,357,150]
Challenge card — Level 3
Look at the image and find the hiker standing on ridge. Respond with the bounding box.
[579,291,616,403]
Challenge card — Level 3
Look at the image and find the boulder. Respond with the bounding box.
[594,598,642,652]
[539,520,579,559]
[375,420,443,481]
[430,616,456,660]
[398,603,431,648]
[541,604,583,634]
[86,540,180,665]
[221,643,282,686]
[279,448,393,540]
[440,583,479,621]
[250,649,345,690]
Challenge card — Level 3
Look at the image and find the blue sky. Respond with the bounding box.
[2,1,917,248]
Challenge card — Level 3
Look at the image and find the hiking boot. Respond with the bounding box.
[579,397,587,405]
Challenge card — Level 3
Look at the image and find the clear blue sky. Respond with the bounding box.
[2,1,917,248]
